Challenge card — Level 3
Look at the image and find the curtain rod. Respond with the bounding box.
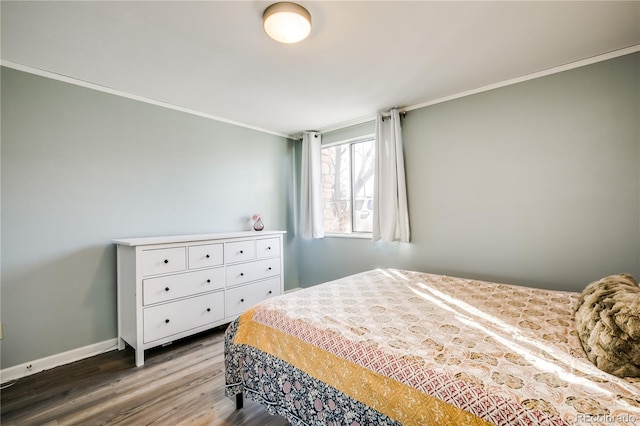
[291,108,407,140]
[380,110,407,121]
[321,108,407,132]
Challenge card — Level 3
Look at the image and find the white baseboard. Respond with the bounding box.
[1,338,119,384]
[0,292,304,384]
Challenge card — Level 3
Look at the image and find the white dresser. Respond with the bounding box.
[114,231,285,366]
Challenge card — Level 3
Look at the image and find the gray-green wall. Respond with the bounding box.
[2,52,639,371]
[1,67,298,369]
[299,53,640,292]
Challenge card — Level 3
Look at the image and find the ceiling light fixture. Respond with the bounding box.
[263,2,311,44]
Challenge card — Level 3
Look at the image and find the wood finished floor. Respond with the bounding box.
[0,325,291,425]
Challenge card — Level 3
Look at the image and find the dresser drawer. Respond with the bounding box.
[142,247,186,277]
[224,240,255,264]
[225,277,281,318]
[188,243,223,270]
[226,258,280,287]
[142,267,225,306]
[256,237,280,259]
[143,291,224,343]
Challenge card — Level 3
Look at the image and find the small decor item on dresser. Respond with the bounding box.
[252,213,264,231]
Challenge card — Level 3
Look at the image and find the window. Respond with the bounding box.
[321,138,375,235]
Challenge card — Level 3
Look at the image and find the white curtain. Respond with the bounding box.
[373,109,410,242]
[300,131,324,239]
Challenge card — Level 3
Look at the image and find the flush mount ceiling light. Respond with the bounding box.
[263,2,311,44]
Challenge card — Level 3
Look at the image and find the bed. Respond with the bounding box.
[224,269,640,425]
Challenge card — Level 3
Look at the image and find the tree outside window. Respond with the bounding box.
[321,138,375,234]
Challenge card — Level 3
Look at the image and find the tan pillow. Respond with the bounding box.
[574,273,640,377]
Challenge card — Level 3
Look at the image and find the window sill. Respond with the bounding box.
[324,233,372,240]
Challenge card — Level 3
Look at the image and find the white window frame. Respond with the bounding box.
[321,134,375,238]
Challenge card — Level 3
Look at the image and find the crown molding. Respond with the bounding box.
[315,44,640,136]
[4,44,638,140]
[0,60,291,139]
[405,44,640,113]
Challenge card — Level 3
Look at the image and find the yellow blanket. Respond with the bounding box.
[235,306,492,425]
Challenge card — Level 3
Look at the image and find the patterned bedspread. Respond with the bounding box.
[225,269,640,425]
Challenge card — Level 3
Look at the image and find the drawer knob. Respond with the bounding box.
[240,250,244,254]
[206,254,210,258]
[268,290,272,295]
[165,319,170,324]
[207,308,211,312]
[240,298,245,303]
[165,287,170,292]
[268,267,272,271]
[207,279,211,283]
[164,259,169,264]
[240,273,244,276]
[268,246,271,250]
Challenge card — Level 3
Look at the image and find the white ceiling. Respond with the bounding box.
[2,1,639,137]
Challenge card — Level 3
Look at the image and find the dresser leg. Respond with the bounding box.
[235,392,244,409]
[135,350,145,367]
